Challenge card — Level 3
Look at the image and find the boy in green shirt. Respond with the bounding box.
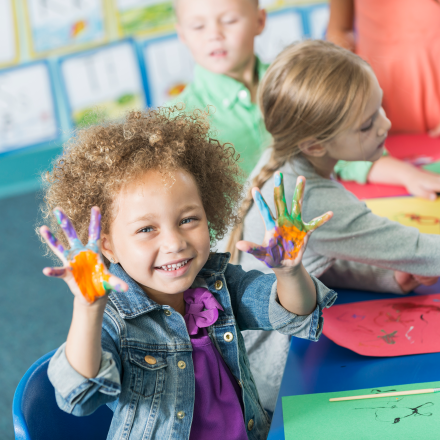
[170,0,440,198]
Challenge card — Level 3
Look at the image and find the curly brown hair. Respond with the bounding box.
[40,107,244,262]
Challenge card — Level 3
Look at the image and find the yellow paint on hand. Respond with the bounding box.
[71,250,111,303]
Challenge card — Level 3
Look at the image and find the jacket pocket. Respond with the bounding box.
[128,348,167,398]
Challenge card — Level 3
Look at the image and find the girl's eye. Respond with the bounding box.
[222,17,238,24]
[360,121,374,132]
[138,226,154,233]
[191,23,204,30]
[180,217,197,226]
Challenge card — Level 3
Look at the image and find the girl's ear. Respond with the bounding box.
[298,139,327,157]
[101,234,117,263]
[256,8,267,36]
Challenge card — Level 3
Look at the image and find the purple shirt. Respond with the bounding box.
[184,288,248,440]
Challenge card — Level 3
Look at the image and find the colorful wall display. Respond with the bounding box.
[23,0,106,56]
[255,9,304,64]
[0,0,19,67]
[59,41,145,126]
[142,36,194,108]
[0,62,59,154]
[0,1,329,159]
[115,0,175,36]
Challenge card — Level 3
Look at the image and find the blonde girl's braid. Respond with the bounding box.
[226,39,373,263]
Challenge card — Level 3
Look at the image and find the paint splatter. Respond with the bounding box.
[405,326,415,343]
[356,402,434,424]
[378,329,397,344]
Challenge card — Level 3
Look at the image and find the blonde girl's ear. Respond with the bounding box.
[298,139,327,157]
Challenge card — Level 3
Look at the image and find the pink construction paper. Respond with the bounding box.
[322,294,440,357]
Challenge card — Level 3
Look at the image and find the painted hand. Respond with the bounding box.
[236,174,332,269]
[40,207,128,304]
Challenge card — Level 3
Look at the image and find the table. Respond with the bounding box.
[267,284,440,440]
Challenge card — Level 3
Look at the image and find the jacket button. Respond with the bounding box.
[177,411,185,419]
[224,332,233,342]
[215,280,223,290]
[144,355,157,365]
[237,380,243,388]
[164,309,172,316]
[247,419,254,431]
[177,360,186,369]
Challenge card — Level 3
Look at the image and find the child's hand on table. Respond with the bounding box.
[40,207,128,305]
[394,271,438,293]
[236,174,332,315]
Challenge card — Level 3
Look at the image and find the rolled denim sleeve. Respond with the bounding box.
[268,275,337,341]
[227,264,337,340]
[47,337,121,416]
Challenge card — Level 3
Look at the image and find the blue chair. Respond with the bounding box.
[13,350,113,440]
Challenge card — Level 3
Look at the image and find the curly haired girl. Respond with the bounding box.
[40,107,336,440]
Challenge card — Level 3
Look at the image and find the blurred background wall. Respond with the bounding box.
[0,0,328,438]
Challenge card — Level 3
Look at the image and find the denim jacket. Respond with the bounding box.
[48,253,337,440]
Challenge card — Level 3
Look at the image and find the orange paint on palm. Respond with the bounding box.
[71,250,111,303]
[276,223,307,259]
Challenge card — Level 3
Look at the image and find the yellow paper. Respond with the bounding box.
[365,197,440,235]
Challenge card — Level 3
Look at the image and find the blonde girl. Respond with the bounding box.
[227,40,440,414]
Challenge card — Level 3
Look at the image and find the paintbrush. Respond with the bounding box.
[329,388,440,402]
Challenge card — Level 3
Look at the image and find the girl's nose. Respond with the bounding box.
[208,22,224,41]
[377,107,392,137]
[161,231,187,254]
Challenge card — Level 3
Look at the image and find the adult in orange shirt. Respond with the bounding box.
[327,0,440,136]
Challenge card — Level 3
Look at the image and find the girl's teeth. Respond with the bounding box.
[160,260,188,271]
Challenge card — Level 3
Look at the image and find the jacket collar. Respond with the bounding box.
[108,253,231,319]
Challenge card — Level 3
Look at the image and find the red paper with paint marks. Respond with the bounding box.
[322,294,440,357]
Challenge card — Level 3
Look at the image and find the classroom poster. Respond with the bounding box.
[255,10,304,64]
[322,294,440,357]
[365,197,440,235]
[143,37,194,108]
[0,63,59,154]
[283,381,440,440]
[308,4,329,39]
[115,0,175,36]
[0,0,19,67]
[60,42,145,126]
[24,0,106,55]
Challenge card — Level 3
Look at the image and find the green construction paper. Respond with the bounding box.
[282,381,440,440]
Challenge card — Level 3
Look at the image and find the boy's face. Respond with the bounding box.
[176,0,266,75]
[103,169,211,299]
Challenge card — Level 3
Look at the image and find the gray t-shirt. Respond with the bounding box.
[238,151,440,415]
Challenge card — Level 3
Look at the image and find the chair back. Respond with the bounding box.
[13,350,113,440]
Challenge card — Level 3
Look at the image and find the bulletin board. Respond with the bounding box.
[142,35,194,108]
[23,0,107,57]
[0,1,330,157]
[59,40,146,126]
[114,0,175,37]
[0,0,19,68]
[0,61,60,155]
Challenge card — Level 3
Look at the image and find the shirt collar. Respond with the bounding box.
[193,57,269,110]
[108,252,231,319]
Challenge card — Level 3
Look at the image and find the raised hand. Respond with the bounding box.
[237,173,332,269]
[40,207,128,304]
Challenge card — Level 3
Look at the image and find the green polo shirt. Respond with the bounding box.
[168,58,374,182]
[168,59,272,176]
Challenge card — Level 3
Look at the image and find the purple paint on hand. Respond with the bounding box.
[54,209,78,241]
[47,267,67,278]
[88,208,101,243]
[44,228,65,254]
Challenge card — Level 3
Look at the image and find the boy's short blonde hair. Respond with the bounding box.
[41,107,244,257]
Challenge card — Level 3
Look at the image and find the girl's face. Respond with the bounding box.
[324,72,392,162]
[102,169,211,299]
